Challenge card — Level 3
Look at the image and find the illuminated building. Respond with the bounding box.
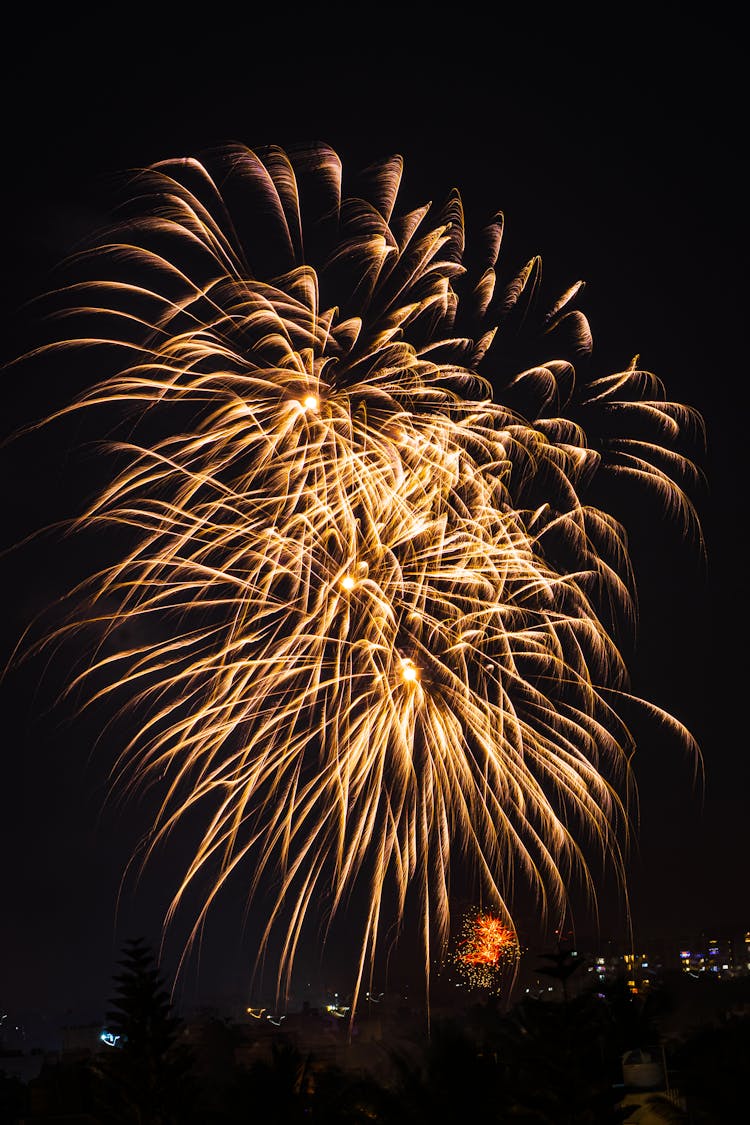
[678,933,737,978]
[622,952,652,995]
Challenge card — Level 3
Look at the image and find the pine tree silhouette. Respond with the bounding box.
[96,937,195,1125]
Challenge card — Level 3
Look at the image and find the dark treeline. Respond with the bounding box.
[1,939,747,1124]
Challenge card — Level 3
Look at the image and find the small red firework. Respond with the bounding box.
[454,909,520,990]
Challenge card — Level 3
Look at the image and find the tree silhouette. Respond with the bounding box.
[498,993,630,1124]
[95,937,195,1125]
[231,1037,387,1124]
[240,1038,313,1123]
[0,1069,26,1123]
[387,1018,511,1124]
[672,1015,750,1123]
[534,945,586,1002]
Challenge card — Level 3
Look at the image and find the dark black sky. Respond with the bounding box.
[1,15,746,1028]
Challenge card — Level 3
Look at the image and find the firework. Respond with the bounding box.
[453,908,520,992]
[17,143,702,1013]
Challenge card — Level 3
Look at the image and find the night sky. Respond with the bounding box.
[1,16,745,1029]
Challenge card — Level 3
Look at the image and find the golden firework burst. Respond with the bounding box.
[16,143,702,1013]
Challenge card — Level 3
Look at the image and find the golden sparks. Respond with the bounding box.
[19,143,703,1014]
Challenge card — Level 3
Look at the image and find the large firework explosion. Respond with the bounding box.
[16,143,701,1012]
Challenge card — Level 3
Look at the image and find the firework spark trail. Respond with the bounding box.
[16,144,702,1012]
